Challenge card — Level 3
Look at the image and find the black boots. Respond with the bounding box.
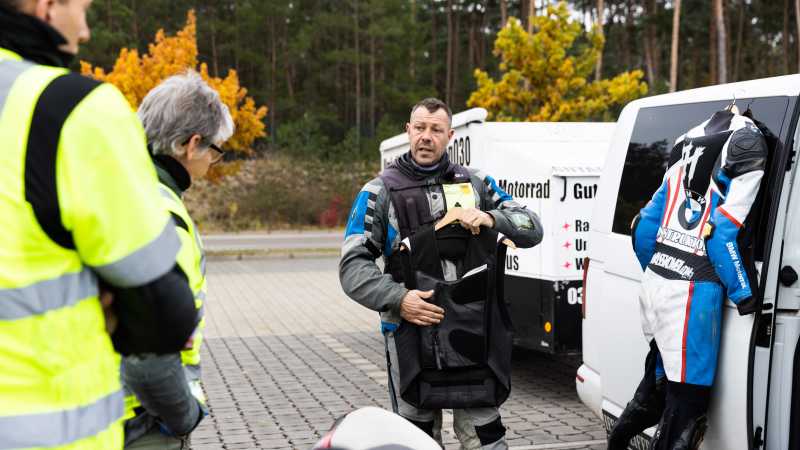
[607,341,711,450]
[648,382,711,450]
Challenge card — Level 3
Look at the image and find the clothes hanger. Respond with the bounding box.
[743,99,755,119]
[725,93,740,115]
[435,207,464,231]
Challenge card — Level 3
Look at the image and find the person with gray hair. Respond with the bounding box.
[139,70,235,178]
[122,71,235,450]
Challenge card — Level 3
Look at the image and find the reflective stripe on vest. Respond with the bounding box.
[0,60,31,113]
[92,220,180,287]
[0,389,124,449]
[0,267,97,320]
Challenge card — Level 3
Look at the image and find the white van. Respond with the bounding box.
[577,75,800,450]
[380,108,614,354]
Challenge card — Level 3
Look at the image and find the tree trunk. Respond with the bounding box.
[527,0,535,34]
[475,2,488,67]
[370,32,376,137]
[270,16,277,141]
[714,0,727,84]
[785,0,790,74]
[283,21,294,100]
[709,8,717,85]
[131,0,139,48]
[500,0,508,28]
[650,0,660,80]
[622,0,633,71]
[234,0,240,71]
[210,5,219,77]
[733,0,744,81]
[106,0,112,30]
[446,0,453,105]
[354,0,361,147]
[669,0,681,92]
[521,0,528,30]
[796,0,800,72]
[410,0,416,80]
[595,0,604,80]
[432,3,438,91]
[452,5,461,107]
[640,0,656,85]
[468,9,476,69]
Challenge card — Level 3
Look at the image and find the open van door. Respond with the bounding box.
[581,76,800,450]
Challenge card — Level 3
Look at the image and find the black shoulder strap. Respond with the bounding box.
[380,166,433,239]
[380,164,473,240]
[25,73,102,250]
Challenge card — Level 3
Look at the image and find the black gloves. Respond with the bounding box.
[736,296,760,316]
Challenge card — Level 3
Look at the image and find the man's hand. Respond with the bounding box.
[400,290,444,326]
[459,208,494,235]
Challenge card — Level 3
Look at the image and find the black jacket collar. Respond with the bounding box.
[153,154,191,197]
[391,151,456,182]
[0,4,74,67]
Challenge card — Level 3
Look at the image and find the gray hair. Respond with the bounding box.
[138,71,235,157]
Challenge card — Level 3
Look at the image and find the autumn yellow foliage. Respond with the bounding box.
[468,2,647,122]
[81,10,267,154]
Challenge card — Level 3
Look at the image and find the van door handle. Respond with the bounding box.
[779,266,798,287]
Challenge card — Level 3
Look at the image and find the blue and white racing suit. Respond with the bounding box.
[632,110,767,386]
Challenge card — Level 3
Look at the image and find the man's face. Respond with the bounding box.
[406,107,454,166]
[35,0,92,55]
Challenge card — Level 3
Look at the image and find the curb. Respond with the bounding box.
[205,247,340,261]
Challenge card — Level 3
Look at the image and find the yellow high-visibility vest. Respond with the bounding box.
[124,181,207,421]
[0,47,180,449]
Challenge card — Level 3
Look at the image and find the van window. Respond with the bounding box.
[612,97,791,236]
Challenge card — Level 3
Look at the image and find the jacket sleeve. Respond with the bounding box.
[631,180,669,270]
[339,178,408,312]
[122,353,204,437]
[472,170,543,249]
[706,124,767,303]
[59,82,197,354]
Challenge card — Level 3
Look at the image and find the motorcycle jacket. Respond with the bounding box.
[392,224,513,408]
[632,110,767,304]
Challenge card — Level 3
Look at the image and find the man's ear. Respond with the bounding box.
[448,129,455,140]
[33,0,54,21]
[185,134,202,160]
[405,123,411,134]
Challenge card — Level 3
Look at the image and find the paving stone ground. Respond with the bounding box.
[191,257,606,450]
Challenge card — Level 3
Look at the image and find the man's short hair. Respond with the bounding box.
[410,98,452,127]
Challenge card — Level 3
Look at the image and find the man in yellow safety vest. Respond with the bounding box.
[0,0,199,448]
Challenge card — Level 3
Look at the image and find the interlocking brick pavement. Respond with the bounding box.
[191,257,606,450]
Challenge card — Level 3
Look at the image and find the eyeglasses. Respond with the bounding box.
[208,143,225,164]
[181,136,226,164]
